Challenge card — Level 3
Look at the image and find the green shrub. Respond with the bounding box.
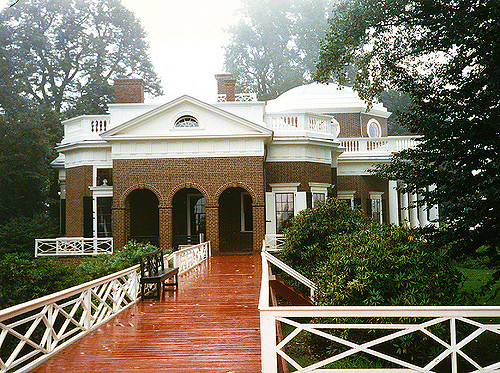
[316,226,467,306]
[0,253,75,309]
[280,198,377,280]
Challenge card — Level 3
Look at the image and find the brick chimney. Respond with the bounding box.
[114,79,145,103]
[215,74,236,101]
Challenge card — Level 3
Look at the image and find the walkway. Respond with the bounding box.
[31,255,262,373]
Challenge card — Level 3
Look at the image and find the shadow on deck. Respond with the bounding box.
[31,255,262,373]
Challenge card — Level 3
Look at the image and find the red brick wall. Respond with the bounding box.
[330,112,388,138]
[361,113,388,137]
[111,157,265,254]
[265,161,332,192]
[65,166,93,237]
[114,79,145,103]
[337,175,389,221]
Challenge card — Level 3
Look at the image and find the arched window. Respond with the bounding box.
[174,115,199,128]
[367,119,381,138]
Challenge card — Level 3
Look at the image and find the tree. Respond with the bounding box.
[315,0,500,263]
[0,0,162,118]
[0,0,162,228]
[224,0,332,100]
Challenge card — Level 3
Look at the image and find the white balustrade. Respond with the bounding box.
[264,234,286,252]
[259,243,500,373]
[265,113,334,135]
[1,242,211,373]
[35,237,113,257]
[339,135,422,155]
[62,115,111,143]
[217,93,257,102]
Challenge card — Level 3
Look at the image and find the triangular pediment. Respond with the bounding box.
[101,95,272,141]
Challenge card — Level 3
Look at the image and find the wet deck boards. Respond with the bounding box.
[31,255,262,373]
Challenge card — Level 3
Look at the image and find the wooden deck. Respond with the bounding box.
[31,255,262,373]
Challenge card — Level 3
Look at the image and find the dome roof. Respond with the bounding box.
[266,83,390,117]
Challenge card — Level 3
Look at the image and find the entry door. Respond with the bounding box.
[188,195,206,236]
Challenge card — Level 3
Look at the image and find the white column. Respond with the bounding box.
[418,193,429,227]
[428,184,439,227]
[409,193,419,228]
[388,180,399,226]
[260,312,278,373]
[400,192,409,227]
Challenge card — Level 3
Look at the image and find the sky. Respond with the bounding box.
[0,0,243,101]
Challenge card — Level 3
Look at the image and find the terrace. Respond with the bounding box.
[2,239,499,372]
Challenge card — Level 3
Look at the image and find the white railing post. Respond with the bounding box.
[83,289,92,330]
[260,312,278,373]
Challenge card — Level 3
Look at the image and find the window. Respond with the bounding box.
[174,115,199,128]
[97,168,113,186]
[337,191,356,208]
[97,197,113,237]
[369,192,384,223]
[367,119,381,138]
[312,192,325,208]
[188,195,206,236]
[275,193,294,233]
[241,193,253,232]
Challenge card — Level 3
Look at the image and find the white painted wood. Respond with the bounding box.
[294,191,307,215]
[265,192,276,235]
[388,180,399,225]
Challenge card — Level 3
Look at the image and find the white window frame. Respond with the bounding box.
[89,186,113,238]
[240,192,253,232]
[270,183,300,234]
[337,190,356,208]
[367,118,382,138]
[369,191,384,223]
[187,193,205,236]
[309,182,330,208]
[172,112,203,130]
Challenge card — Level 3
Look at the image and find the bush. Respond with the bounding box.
[0,214,58,257]
[0,253,75,309]
[280,198,377,280]
[316,226,467,306]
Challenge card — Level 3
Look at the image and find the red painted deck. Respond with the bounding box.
[31,255,262,373]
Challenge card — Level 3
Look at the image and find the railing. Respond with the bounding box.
[260,241,500,373]
[339,135,421,155]
[264,234,286,252]
[217,93,257,102]
[35,237,113,257]
[167,241,211,275]
[62,115,111,144]
[265,113,336,136]
[1,242,211,373]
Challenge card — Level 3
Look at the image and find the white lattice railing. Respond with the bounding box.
[339,136,422,155]
[35,237,113,257]
[260,242,500,373]
[264,234,286,252]
[167,241,211,275]
[217,93,257,102]
[1,242,211,373]
[62,115,111,144]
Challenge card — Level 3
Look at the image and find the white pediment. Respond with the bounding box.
[101,95,272,141]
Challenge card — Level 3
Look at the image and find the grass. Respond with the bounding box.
[457,266,500,305]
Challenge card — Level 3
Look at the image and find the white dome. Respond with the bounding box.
[266,83,390,117]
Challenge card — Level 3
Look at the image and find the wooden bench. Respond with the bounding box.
[139,250,179,300]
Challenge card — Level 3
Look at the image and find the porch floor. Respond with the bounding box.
[31,255,262,373]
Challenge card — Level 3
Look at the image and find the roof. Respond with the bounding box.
[266,83,390,118]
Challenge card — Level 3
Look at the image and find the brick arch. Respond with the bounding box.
[167,182,213,206]
[117,183,166,208]
[215,182,257,204]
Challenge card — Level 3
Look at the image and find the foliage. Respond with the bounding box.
[0,0,162,117]
[315,226,467,306]
[0,241,165,310]
[76,240,163,282]
[314,0,500,266]
[280,198,377,280]
[224,0,332,100]
[0,213,58,257]
[0,253,75,309]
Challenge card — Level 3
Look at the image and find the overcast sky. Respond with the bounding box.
[0,0,243,101]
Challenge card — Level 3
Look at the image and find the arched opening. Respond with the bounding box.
[126,189,159,246]
[172,188,206,249]
[218,187,253,253]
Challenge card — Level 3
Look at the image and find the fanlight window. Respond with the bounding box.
[367,119,381,138]
[175,115,199,128]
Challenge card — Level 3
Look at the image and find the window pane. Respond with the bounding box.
[97,197,113,237]
[275,193,294,233]
[312,193,325,207]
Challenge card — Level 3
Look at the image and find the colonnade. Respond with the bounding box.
[388,181,438,227]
